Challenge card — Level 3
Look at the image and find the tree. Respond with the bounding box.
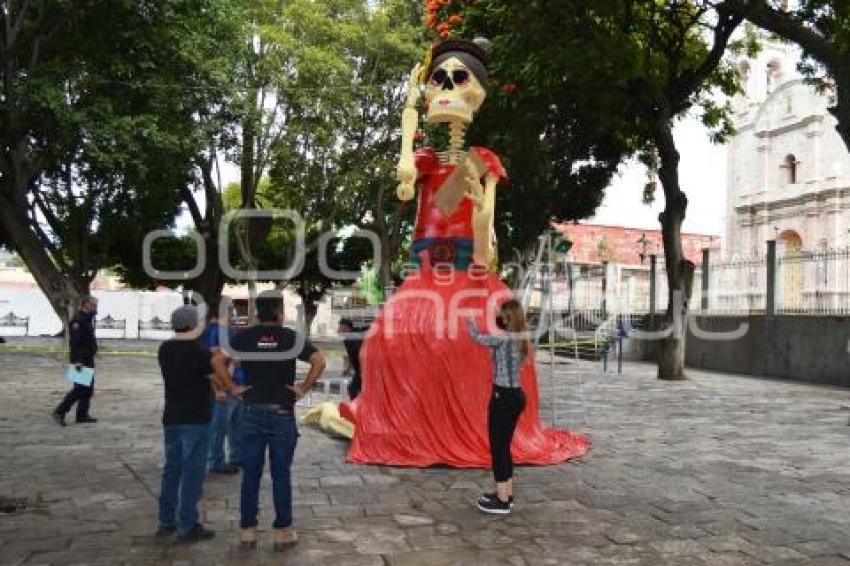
[264,0,425,294]
[108,0,423,320]
[424,1,633,266]
[0,0,239,326]
[197,0,385,320]
[257,0,424,324]
[722,0,850,151]
[343,0,425,291]
[457,0,744,379]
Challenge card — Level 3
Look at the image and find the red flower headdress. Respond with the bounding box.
[424,0,468,39]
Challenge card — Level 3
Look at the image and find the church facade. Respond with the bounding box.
[724,40,850,259]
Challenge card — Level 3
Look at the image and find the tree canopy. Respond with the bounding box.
[452,0,744,378]
[1,0,241,321]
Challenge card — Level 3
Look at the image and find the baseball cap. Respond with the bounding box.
[171,305,199,332]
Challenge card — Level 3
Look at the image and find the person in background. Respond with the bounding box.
[467,299,530,515]
[230,291,326,551]
[156,305,248,544]
[203,303,244,475]
[53,296,99,426]
[338,318,363,400]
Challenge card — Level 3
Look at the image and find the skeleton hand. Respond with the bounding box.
[396,156,416,201]
[406,63,422,106]
[463,160,485,210]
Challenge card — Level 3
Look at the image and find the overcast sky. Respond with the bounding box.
[590,115,727,236]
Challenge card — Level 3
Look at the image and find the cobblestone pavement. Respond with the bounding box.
[0,350,848,565]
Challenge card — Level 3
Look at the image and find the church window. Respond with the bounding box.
[783,154,798,184]
[766,59,782,93]
[737,61,750,94]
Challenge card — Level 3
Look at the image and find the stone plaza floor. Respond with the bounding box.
[0,350,849,565]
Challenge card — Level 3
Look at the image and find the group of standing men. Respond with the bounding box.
[156,292,326,548]
[50,291,365,548]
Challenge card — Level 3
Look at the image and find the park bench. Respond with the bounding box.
[137,316,172,338]
[0,312,29,336]
[96,314,127,338]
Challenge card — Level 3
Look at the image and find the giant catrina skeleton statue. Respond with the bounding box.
[338,39,590,468]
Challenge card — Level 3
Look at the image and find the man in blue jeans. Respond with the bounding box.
[156,305,247,544]
[229,291,325,551]
[202,307,244,475]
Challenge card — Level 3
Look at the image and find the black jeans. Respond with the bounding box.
[56,377,95,420]
[488,386,526,483]
[347,374,362,400]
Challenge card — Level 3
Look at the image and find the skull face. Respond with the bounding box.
[424,56,487,124]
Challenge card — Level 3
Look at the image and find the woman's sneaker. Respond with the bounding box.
[476,495,512,515]
[478,492,514,509]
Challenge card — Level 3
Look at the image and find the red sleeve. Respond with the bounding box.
[472,146,507,183]
[414,148,439,183]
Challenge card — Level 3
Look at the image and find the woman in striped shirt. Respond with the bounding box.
[467,299,529,514]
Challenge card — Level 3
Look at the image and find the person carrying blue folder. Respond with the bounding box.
[53,296,99,426]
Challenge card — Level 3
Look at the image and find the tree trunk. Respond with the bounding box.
[829,70,850,153]
[0,198,84,332]
[303,300,318,337]
[187,158,228,311]
[372,183,412,299]
[377,223,394,299]
[654,116,694,380]
[379,254,393,298]
[239,106,260,322]
[234,222,257,323]
[190,233,227,311]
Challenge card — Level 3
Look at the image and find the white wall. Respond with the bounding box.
[0,284,340,338]
[0,287,185,337]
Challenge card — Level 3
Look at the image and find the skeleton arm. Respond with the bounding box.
[396,64,421,201]
[471,172,499,267]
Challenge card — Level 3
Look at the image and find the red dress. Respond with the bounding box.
[339,147,590,467]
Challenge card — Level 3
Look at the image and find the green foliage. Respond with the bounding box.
[449,2,627,259]
[456,1,743,244]
[223,179,272,211]
[724,1,850,150]
[115,234,202,290]
[1,0,242,294]
[259,0,425,293]
[767,1,850,85]
[795,1,850,61]
[357,264,384,305]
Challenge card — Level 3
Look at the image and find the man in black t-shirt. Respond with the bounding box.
[156,305,246,544]
[228,291,326,551]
